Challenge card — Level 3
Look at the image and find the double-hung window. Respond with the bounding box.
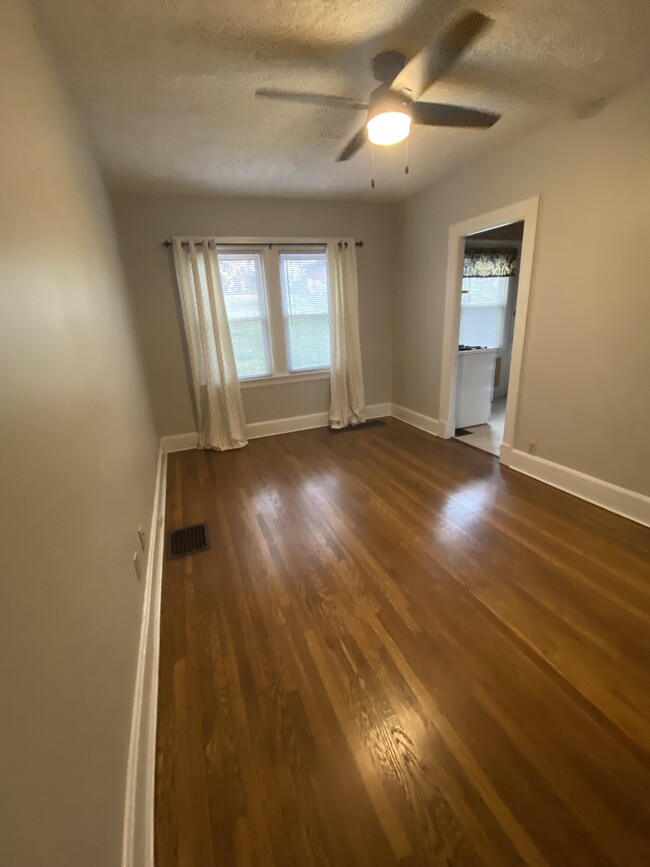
[214,243,332,382]
[279,251,331,372]
[459,275,510,349]
[217,251,272,379]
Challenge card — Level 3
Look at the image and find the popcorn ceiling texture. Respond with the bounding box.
[29,0,650,201]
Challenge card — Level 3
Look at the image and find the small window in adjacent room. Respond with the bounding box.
[459,275,509,349]
[279,250,331,372]
[217,251,272,379]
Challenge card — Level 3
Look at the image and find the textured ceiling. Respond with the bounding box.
[30,0,650,201]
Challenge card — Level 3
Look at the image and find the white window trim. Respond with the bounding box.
[203,237,332,385]
[217,246,274,380]
[277,244,332,376]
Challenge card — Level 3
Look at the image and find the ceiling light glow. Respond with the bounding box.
[367,110,411,146]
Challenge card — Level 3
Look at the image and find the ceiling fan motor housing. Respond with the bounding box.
[367,85,412,121]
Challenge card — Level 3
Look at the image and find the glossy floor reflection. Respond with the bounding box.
[157,419,650,867]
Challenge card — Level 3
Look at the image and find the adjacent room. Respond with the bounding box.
[2,1,649,866]
[454,221,523,456]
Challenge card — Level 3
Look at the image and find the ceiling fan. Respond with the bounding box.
[255,10,501,162]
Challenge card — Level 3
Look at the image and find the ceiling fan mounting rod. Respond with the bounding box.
[372,50,407,84]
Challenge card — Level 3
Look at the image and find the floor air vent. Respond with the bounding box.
[331,418,387,433]
[167,523,210,559]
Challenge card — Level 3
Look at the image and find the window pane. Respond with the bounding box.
[217,252,271,378]
[228,320,269,379]
[279,252,331,371]
[459,275,509,348]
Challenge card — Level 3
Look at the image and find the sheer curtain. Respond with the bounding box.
[327,240,366,429]
[172,238,248,451]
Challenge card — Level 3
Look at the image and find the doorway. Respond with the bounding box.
[438,197,539,465]
[454,222,522,455]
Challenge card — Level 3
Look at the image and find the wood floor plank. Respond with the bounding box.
[156,419,650,866]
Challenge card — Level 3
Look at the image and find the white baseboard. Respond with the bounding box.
[121,444,168,867]
[367,402,393,419]
[161,431,197,453]
[246,402,392,439]
[246,411,329,439]
[500,444,650,527]
[161,403,393,444]
[391,403,445,438]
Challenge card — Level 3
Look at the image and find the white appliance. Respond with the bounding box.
[456,348,497,428]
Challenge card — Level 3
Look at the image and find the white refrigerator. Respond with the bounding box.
[456,348,497,429]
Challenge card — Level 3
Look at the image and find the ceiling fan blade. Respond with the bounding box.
[412,101,500,128]
[255,88,367,111]
[393,11,493,99]
[377,0,456,60]
[336,127,368,161]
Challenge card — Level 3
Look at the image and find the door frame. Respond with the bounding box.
[438,196,540,460]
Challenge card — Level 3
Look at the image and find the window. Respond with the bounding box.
[211,244,331,382]
[217,251,272,378]
[459,275,510,348]
[279,252,331,371]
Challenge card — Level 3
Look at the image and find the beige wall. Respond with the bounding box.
[0,2,158,865]
[112,194,397,435]
[394,76,650,495]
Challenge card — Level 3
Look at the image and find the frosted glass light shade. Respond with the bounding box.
[366,111,411,146]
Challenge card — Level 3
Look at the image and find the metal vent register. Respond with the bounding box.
[167,523,210,559]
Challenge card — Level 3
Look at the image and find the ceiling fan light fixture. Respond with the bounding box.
[367,110,411,146]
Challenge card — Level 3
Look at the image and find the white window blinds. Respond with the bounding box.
[459,275,510,348]
[217,251,271,379]
[279,251,331,371]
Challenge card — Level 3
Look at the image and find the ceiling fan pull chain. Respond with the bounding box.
[370,143,376,189]
[405,136,409,175]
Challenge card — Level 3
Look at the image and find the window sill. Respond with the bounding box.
[240,370,330,389]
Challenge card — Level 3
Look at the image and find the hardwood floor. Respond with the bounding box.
[156,419,650,867]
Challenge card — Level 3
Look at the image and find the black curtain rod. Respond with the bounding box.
[162,240,363,249]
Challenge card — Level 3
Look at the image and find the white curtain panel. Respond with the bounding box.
[172,238,248,451]
[327,240,366,429]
